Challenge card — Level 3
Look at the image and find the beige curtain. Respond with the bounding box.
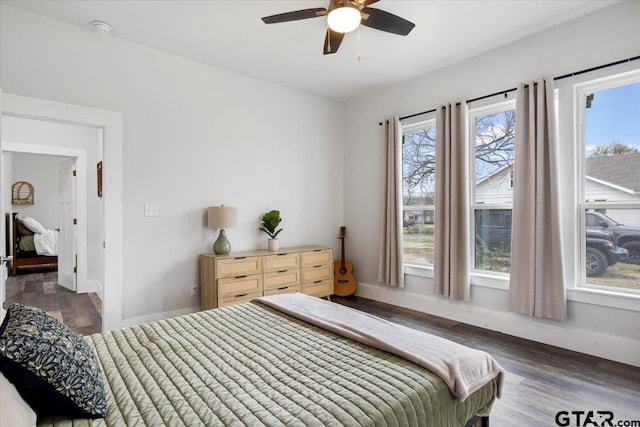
[508,78,566,321]
[434,103,470,300]
[378,117,404,287]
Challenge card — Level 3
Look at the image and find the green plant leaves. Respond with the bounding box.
[260,210,283,239]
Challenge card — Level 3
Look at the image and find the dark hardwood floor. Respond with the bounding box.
[332,296,640,427]
[3,271,102,335]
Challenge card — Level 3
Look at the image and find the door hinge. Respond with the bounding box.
[73,170,77,177]
[73,218,77,225]
[73,266,77,273]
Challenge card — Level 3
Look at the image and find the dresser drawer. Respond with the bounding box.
[218,291,262,307]
[301,264,333,283]
[216,256,262,278]
[301,249,332,268]
[302,279,333,297]
[264,270,300,290]
[263,285,301,296]
[263,253,300,273]
[218,274,263,298]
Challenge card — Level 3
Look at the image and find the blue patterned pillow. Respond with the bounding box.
[0,303,107,418]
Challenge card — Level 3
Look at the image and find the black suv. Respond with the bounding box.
[475,210,628,276]
[586,211,640,264]
[586,228,628,277]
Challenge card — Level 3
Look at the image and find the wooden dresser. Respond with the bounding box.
[200,245,333,309]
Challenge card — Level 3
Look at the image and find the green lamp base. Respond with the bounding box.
[213,229,231,255]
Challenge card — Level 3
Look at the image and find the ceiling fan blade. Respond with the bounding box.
[361,0,380,6]
[361,7,415,36]
[262,8,328,24]
[323,28,345,55]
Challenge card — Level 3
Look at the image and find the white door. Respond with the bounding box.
[58,159,76,291]
[0,88,6,307]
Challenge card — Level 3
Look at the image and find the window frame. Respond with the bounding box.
[400,117,437,270]
[469,99,517,279]
[574,71,640,295]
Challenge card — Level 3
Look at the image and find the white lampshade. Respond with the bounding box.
[208,205,237,229]
[327,5,361,33]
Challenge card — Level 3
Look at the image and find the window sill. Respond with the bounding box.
[470,272,510,290]
[403,264,640,312]
[566,287,640,312]
[404,263,433,278]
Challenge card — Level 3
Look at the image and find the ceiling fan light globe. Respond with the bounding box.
[327,6,361,33]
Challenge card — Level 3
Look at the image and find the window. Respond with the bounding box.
[579,78,640,291]
[471,103,516,273]
[402,120,436,265]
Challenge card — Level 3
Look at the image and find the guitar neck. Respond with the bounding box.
[340,237,346,269]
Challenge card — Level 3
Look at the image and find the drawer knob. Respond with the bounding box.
[277,253,288,256]
[313,280,322,284]
[235,275,247,279]
[234,256,247,260]
[277,270,288,273]
[278,286,288,290]
[236,293,248,298]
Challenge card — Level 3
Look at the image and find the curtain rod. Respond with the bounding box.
[378,55,640,125]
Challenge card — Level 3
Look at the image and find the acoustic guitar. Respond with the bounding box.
[334,226,357,296]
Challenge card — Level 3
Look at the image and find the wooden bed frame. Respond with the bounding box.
[5,213,58,276]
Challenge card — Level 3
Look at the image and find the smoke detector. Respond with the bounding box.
[92,21,112,35]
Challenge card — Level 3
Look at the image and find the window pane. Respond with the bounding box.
[475,209,511,273]
[581,80,640,292]
[585,208,640,290]
[402,125,436,265]
[402,209,435,264]
[584,82,640,203]
[474,110,516,204]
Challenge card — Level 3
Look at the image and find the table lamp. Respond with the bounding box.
[208,205,237,255]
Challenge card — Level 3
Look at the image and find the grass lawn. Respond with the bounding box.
[403,227,640,290]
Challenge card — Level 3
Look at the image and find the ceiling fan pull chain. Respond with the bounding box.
[357,25,361,62]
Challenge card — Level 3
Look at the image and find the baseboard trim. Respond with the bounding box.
[355,282,640,367]
[85,279,103,300]
[122,306,200,328]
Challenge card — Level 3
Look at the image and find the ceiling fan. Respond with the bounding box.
[261,0,415,55]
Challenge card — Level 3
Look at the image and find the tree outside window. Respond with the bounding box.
[402,121,436,265]
[472,105,516,273]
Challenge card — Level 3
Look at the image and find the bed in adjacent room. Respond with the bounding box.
[0,294,504,427]
[6,213,58,275]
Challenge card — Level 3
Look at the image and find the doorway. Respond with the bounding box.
[2,148,101,333]
[1,92,123,332]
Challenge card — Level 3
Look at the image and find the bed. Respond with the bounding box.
[6,213,58,276]
[1,294,504,427]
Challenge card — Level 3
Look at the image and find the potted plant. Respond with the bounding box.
[260,210,283,251]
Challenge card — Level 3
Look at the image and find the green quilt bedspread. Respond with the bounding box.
[38,302,496,426]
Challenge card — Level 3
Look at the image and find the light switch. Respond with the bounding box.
[144,204,159,217]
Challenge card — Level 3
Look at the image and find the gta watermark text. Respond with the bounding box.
[555,411,640,427]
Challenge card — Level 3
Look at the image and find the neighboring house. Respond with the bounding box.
[475,154,640,226]
[585,153,640,226]
[475,163,514,205]
[585,153,640,201]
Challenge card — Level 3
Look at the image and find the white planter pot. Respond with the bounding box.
[268,238,279,251]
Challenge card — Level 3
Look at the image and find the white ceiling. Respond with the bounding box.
[1,0,620,102]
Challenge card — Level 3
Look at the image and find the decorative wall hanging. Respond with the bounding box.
[97,161,103,198]
[12,181,34,205]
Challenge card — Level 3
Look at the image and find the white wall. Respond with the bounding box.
[10,153,66,229]
[0,5,344,320]
[343,1,640,366]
